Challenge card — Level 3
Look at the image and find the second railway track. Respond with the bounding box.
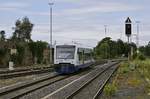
[0,72,62,99]
[42,62,119,99]
[0,67,53,79]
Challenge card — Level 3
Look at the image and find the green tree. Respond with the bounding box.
[94,37,137,59]
[99,42,109,59]
[95,37,112,59]
[21,17,34,41]
[28,41,48,64]
[0,30,6,41]
[109,40,117,58]
[117,39,125,56]
[139,46,145,54]
[123,42,130,57]
[16,44,25,64]
[28,42,37,63]
[36,41,48,64]
[12,17,34,41]
[12,20,21,40]
[139,42,150,57]
[145,42,150,57]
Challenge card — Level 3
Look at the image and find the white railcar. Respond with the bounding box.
[54,44,94,74]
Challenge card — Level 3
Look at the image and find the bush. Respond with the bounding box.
[119,62,130,74]
[132,52,137,60]
[16,44,25,64]
[0,48,7,57]
[137,54,146,60]
[28,41,48,64]
[135,59,150,78]
[104,84,117,96]
[122,66,130,73]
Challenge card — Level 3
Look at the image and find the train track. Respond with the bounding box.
[0,66,52,74]
[0,67,93,99]
[0,72,65,99]
[0,67,53,79]
[42,62,119,99]
[0,61,120,99]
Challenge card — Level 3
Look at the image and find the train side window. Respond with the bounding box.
[77,49,82,61]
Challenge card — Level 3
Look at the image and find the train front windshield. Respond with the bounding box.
[56,46,75,59]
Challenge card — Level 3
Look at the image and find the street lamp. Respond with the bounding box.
[48,2,54,64]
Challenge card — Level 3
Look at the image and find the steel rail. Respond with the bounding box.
[0,68,54,79]
[0,66,52,74]
[93,64,119,99]
[66,62,119,99]
[42,62,119,99]
[0,73,66,99]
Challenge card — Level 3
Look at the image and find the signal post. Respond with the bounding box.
[125,17,132,61]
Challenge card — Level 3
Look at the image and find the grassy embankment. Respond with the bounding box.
[103,59,150,99]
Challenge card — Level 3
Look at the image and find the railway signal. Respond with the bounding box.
[125,17,132,43]
[125,17,132,61]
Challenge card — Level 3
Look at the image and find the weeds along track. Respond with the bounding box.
[42,62,119,99]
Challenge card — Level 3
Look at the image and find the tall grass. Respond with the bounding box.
[133,59,150,76]
[118,62,130,74]
[132,59,150,85]
[104,83,117,96]
[132,59,150,94]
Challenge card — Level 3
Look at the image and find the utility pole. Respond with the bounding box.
[104,25,108,59]
[48,2,54,65]
[104,25,107,37]
[136,21,140,53]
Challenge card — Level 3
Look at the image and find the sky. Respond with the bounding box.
[0,0,150,47]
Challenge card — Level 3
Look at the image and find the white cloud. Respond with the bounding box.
[0,2,29,11]
[63,2,142,15]
[18,1,142,17]
[22,11,59,16]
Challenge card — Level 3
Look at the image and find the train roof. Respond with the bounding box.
[55,44,93,53]
[55,44,92,49]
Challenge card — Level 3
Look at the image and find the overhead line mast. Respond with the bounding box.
[48,2,54,64]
